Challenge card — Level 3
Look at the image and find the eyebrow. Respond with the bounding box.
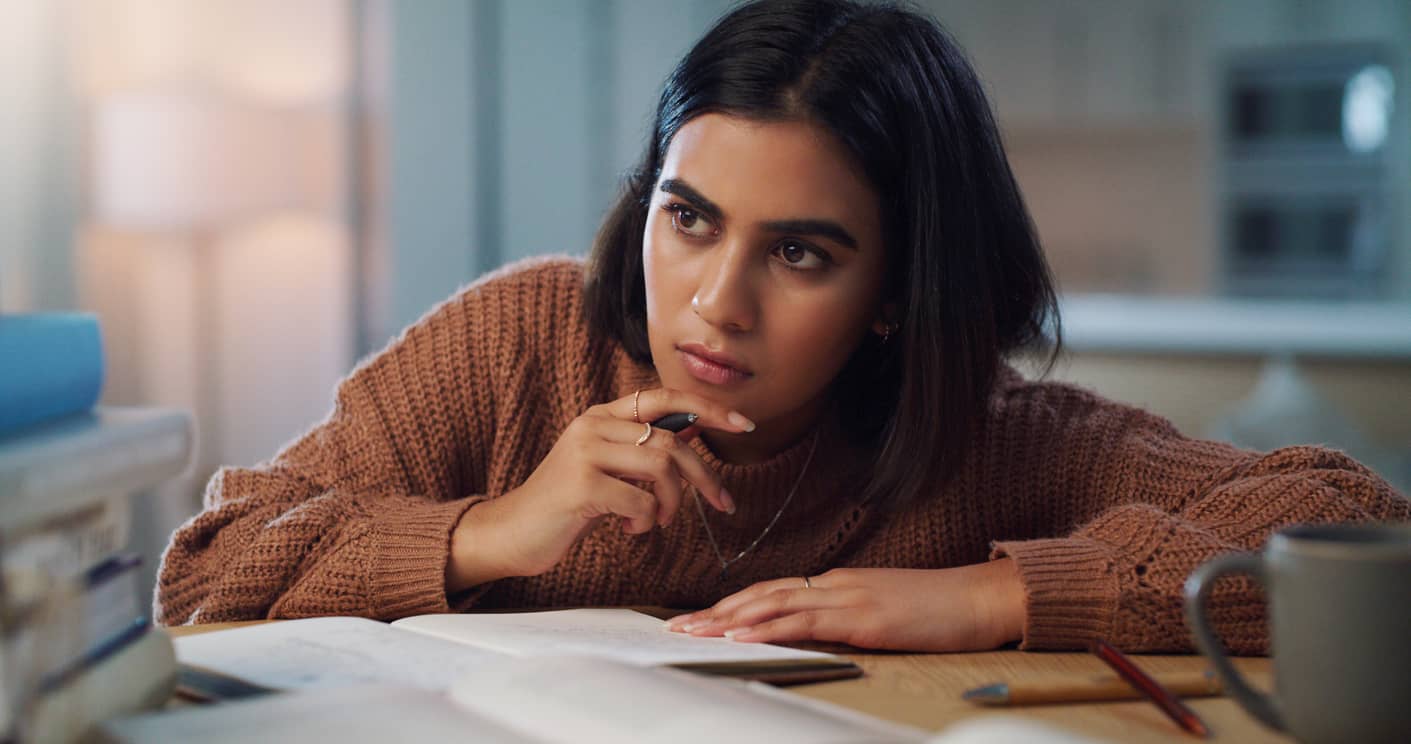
[658,178,860,251]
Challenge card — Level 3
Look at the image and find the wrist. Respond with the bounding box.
[982,557,1027,646]
[446,497,519,593]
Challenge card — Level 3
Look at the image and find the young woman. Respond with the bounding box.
[156,0,1407,653]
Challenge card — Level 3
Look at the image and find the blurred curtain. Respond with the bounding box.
[0,1,80,313]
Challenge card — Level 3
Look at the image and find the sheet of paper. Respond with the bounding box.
[924,717,1111,744]
[174,616,505,692]
[391,608,841,666]
[99,685,535,744]
[448,655,929,744]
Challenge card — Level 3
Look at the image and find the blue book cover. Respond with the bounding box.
[0,313,105,437]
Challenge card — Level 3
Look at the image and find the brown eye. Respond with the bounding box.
[769,241,830,272]
[665,203,715,237]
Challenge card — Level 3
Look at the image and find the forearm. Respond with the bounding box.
[158,477,481,623]
[995,448,1409,652]
[446,497,526,593]
[976,557,1026,647]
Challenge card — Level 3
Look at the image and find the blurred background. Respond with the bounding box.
[1,0,1408,612]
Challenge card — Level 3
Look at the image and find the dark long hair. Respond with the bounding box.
[584,0,1060,504]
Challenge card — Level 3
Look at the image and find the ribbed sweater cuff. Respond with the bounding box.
[990,537,1118,650]
[371,496,485,619]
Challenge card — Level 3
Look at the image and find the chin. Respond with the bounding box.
[664,368,750,409]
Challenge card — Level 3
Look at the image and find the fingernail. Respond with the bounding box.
[681,623,698,633]
[724,627,753,640]
[727,411,755,432]
[719,489,736,514]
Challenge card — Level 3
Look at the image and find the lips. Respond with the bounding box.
[678,343,753,386]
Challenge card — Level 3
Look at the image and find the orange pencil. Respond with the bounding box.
[962,669,1223,705]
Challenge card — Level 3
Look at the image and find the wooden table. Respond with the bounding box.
[166,622,1288,743]
[791,649,1285,743]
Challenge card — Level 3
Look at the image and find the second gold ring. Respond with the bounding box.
[634,422,653,446]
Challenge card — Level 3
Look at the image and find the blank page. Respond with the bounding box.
[392,608,841,666]
[98,685,533,744]
[174,617,505,692]
[449,655,927,744]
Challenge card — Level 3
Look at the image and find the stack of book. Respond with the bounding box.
[0,314,193,741]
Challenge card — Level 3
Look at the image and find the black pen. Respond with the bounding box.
[650,412,698,433]
[648,412,731,514]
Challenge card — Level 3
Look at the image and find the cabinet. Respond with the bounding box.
[1209,0,1411,301]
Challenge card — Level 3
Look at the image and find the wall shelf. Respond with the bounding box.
[1060,294,1411,359]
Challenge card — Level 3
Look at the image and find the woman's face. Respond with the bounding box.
[643,113,887,462]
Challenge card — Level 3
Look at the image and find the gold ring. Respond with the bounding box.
[634,422,653,446]
[633,389,642,423]
[802,576,812,589]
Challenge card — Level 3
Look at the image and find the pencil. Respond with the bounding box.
[1092,640,1211,738]
[963,669,1223,705]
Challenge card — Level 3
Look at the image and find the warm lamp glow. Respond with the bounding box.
[91,92,339,230]
[213,214,352,468]
[207,0,349,104]
[74,0,355,479]
[72,0,348,104]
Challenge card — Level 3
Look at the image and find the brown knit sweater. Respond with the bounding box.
[156,257,1409,652]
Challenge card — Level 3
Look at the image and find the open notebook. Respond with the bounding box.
[100,663,1106,744]
[107,660,929,744]
[173,609,858,695]
[120,610,1106,744]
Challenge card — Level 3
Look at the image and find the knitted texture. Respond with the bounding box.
[155,257,1410,652]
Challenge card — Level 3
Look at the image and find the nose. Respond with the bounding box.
[690,242,757,333]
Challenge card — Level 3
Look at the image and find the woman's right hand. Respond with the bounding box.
[445,388,754,592]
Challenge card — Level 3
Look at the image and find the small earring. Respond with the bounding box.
[880,324,895,344]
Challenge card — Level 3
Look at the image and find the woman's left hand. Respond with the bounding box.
[665,559,1027,652]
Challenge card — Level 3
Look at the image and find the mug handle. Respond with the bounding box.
[1183,552,1284,732]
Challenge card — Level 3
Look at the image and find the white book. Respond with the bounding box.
[2,499,132,608]
[0,407,192,531]
[0,408,189,739]
[24,627,176,744]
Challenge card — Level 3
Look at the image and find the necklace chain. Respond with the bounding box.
[692,431,820,579]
